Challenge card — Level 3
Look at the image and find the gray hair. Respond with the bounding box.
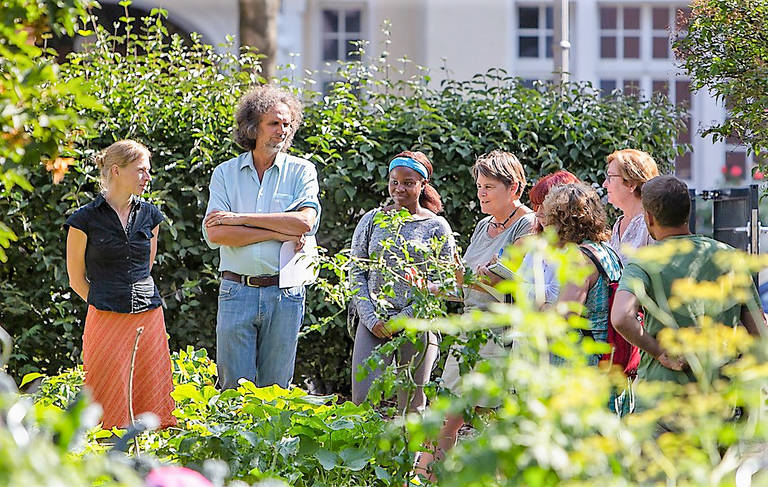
[233,85,303,151]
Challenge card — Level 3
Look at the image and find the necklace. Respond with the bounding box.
[489,205,522,230]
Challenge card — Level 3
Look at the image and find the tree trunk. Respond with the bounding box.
[239,0,280,79]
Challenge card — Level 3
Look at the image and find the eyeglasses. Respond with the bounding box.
[605,173,624,180]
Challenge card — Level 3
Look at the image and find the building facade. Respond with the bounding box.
[97,0,754,189]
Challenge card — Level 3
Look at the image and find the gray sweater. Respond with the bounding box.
[463,213,534,309]
[350,209,456,331]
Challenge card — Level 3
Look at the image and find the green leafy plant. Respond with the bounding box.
[396,237,768,486]
[0,5,687,398]
[0,0,100,262]
[674,0,768,160]
[24,241,768,486]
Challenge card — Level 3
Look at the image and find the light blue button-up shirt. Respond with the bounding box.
[203,151,321,276]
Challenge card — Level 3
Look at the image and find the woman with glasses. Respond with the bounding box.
[601,149,660,264]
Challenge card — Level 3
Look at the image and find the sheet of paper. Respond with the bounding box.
[474,281,505,302]
[487,261,518,281]
[279,235,319,288]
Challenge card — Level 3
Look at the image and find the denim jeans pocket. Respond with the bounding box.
[219,280,241,301]
[280,285,305,301]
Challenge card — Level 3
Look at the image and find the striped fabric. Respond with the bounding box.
[83,305,176,430]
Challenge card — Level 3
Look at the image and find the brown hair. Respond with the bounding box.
[540,183,611,244]
[234,84,303,151]
[391,150,443,214]
[606,149,660,197]
[94,139,151,192]
[471,150,526,198]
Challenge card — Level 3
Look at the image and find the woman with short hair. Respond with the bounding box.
[602,149,660,263]
[65,139,176,430]
[349,150,456,413]
[413,150,535,482]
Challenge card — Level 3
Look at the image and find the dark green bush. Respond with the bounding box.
[0,10,687,394]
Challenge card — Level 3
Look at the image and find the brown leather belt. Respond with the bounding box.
[221,271,279,287]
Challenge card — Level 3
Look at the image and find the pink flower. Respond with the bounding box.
[754,170,764,180]
[145,467,213,487]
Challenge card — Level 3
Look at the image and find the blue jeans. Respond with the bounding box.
[216,280,305,390]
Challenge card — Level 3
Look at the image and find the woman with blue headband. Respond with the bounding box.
[349,150,456,412]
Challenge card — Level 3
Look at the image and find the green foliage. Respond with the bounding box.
[397,237,768,486]
[32,346,409,486]
[150,375,397,485]
[0,7,687,396]
[0,0,100,262]
[674,0,768,157]
[0,387,142,485]
[25,242,768,486]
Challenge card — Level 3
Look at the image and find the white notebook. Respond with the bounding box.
[279,235,319,288]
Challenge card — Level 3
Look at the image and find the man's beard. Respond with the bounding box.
[262,137,286,153]
[257,140,285,154]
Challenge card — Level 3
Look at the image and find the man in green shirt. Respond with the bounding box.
[612,175,764,386]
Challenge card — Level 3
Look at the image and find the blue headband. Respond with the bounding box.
[388,157,429,179]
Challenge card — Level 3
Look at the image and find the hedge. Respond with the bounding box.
[0,11,687,393]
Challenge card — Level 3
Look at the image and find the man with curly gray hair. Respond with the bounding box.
[202,84,321,390]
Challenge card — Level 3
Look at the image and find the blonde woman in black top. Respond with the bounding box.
[65,139,175,429]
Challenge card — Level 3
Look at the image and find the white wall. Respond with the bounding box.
[125,0,240,55]
[100,0,732,188]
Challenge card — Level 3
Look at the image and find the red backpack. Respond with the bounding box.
[580,245,641,377]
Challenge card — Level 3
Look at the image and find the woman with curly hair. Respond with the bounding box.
[539,183,622,366]
[517,170,582,306]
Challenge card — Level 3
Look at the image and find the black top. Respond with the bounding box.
[65,194,165,313]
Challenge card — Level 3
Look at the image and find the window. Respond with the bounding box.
[321,7,363,62]
[600,5,690,60]
[724,110,764,183]
[599,78,640,97]
[652,78,693,179]
[723,147,767,183]
[599,6,641,59]
[651,7,671,59]
[651,6,690,59]
[598,5,696,180]
[517,5,553,59]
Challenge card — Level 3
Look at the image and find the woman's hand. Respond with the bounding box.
[371,320,394,339]
[476,263,502,286]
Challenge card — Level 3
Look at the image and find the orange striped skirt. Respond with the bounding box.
[83,305,176,430]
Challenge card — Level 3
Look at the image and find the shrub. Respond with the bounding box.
[0,7,687,395]
[0,0,99,261]
[24,243,768,486]
[674,0,768,157]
